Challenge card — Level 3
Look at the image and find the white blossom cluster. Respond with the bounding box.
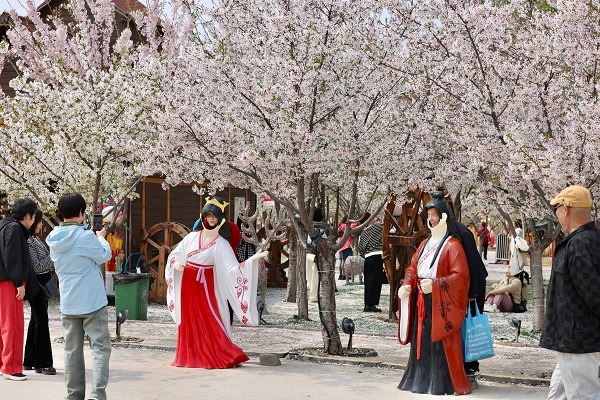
[1,0,596,220]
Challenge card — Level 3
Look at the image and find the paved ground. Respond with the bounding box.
[0,346,549,399]
[5,250,557,398]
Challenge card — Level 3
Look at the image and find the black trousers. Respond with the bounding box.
[482,243,488,260]
[363,255,384,307]
[24,272,54,369]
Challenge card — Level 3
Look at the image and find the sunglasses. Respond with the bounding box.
[553,203,568,213]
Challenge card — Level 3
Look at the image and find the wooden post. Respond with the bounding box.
[141,180,146,237]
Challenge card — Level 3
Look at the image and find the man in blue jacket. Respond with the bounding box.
[47,193,112,400]
[542,185,600,400]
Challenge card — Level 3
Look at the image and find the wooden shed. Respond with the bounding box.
[127,177,258,303]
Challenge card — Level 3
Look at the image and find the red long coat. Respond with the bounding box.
[398,237,471,395]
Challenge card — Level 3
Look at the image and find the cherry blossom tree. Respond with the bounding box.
[0,0,162,220]
[385,0,600,331]
[148,0,419,354]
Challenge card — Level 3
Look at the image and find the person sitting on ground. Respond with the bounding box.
[486,268,527,313]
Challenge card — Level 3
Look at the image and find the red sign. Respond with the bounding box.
[263,195,274,206]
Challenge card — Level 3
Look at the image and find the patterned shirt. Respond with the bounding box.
[358,223,383,258]
[236,240,256,262]
[28,236,54,275]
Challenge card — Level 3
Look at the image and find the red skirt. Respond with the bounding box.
[172,265,249,369]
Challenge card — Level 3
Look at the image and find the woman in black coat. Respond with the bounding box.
[23,210,56,375]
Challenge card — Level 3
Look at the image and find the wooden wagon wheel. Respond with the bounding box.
[382,189,455,321]
[382,189,431,321]
[140,222,190,304]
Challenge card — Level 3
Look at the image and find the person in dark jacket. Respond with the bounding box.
[0,198,37,381]
[542,185,600,400]
[456,220,488,376]
[23,209,56,375]
[434,190,488,376]
[477,222,490,260]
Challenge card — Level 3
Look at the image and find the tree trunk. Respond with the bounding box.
[529,240,545,333]
[285,229,298,303]
[527,217,560,332]
[92,171,104,278]
[316,238,343,355]
[92,170,102,217]
[295,243,309,320]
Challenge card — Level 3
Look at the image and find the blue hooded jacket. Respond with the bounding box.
[46,224,112,315]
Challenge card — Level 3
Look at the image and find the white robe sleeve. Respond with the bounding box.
[398,293,412,344]
[165,232,193,325]
[213,238,260,328]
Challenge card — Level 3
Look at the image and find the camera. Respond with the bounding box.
[92,214,104,231]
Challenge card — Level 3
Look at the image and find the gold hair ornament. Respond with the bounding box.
[205,197,229,213]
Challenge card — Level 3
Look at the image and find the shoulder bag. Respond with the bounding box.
[461,300,495,362]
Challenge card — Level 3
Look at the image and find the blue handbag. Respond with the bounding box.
[461,302,495,362]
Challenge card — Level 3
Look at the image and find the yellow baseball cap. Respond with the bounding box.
[550,185,592,208]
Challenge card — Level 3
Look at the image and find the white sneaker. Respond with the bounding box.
[4,373,27,381]
[484,303,498,313]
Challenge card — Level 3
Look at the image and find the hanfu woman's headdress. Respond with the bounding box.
[424,191,461,242]
[192,196,231,241]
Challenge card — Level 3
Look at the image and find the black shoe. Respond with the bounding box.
[4,373,27,381]
[338,275,346,280]
[466,368,479,376]
[22,366,34,371]
[35,367,56,375]
[363,305,382,312]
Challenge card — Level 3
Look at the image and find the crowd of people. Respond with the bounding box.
[0,193,113,400]
[1,184,599,400]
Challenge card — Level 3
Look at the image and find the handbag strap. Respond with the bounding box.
[465,299,480,319]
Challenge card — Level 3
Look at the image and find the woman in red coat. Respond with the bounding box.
[397,192,471,395]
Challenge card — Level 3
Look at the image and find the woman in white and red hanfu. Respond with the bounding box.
[397,192,471,395]
[165,197,266,369]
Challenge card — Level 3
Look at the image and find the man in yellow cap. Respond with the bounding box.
[541,185,600,400]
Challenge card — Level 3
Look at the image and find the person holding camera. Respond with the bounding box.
[47,193,112,400]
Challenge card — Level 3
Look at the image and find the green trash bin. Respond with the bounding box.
[113,273,150,320]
